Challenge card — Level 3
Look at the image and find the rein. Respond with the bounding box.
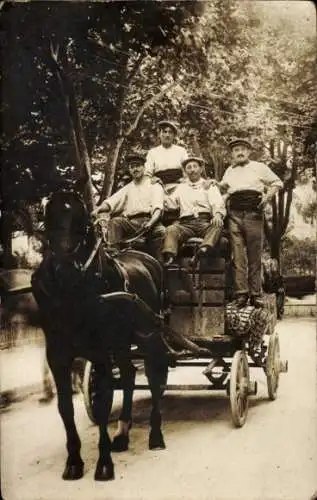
[119,227,149,246]
[92,215,150,247]
[81,237,102,272]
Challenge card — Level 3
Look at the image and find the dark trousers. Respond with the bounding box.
[163,217,222,256]
[228,210,263,297]
[108,216,165,262]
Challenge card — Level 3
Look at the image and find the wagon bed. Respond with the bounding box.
[83,236,288,428]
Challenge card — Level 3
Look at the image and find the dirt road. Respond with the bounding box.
[1,317,316,500]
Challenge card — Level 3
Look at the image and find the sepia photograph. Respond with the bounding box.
[1,1,316,499]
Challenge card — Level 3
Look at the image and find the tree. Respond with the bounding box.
[1,1,205,263]
[1,1,315,269]
[226,2,317,265]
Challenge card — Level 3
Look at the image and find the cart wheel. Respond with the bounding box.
[82,361,114,424]
[229,350,250,427]
[266,332,280,400]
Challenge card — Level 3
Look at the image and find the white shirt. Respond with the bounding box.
[221,160,283,195]
[105,178,164,217]
[144,144,188,177]
[165,178,226,219]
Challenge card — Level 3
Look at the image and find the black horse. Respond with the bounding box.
[31,190,170,481]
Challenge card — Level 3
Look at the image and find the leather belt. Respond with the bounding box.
[180,212,211,222]
[229,190,262,212]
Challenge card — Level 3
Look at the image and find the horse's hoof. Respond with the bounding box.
[149,431,166,450]
[62,462,84,480]
[111,434,129,452]
[94,462,115,481]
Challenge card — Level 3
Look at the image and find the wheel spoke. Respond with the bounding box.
[230,351,249,426]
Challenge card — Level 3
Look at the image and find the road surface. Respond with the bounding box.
[1,317,316,500]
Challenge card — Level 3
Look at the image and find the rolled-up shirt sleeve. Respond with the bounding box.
[151,183,164,213]
[164,186,180,211]
[105,185,128,214]
[208,185,226,218]
[261,164,283,189]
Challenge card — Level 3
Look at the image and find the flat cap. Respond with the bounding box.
[125,152,146,164]
[182,156,205,168]
[157,120,178,134]
[228,138,253,150]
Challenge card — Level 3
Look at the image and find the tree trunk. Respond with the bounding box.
[99,136,125,202]
[1,210,14,268]
[67,85,95,211]
[48,40,95,211]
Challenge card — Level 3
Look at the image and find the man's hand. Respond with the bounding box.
[213,213,224,228]
[91,203,110,218]
[150,176,163,186]
[217,181,229,195]
[142,221,152,232]
[257,195,271,210]
[91,207,101,218]
[203,179,218,189]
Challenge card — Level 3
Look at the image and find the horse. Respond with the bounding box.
[31,190,170,481]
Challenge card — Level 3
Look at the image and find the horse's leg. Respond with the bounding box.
[49,357,84,480]
[92,361,115,481]
[111,352,136,452]
[143,334,168,450]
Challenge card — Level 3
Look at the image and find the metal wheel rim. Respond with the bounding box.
[82,361,97,424]
[266,334,280,400]
[230,351,249,427]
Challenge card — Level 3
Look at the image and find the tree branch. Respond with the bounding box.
[125,82,175,138]
[283,187,293,234]
[126,53,145,84]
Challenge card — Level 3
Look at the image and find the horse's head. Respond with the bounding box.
[44,191,90,257]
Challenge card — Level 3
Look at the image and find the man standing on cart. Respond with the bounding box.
[220,138,283,308]
[144,120,188,194]
[92,152,165,262]
[162,156,226,266]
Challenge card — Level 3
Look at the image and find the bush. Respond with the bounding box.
[281,236,316,276]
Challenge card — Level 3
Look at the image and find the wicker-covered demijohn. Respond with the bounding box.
[225,302,273,348]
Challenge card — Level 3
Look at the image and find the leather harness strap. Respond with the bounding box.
[113,259,130,292]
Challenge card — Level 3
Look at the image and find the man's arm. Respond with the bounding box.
[92,185,128,216]
[142,183,164,230]
[164,186,180,211]
[208,185,226,227]
[258,164,283,208]
[143,208,163,230]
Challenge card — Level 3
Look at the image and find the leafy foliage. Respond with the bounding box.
[1,1,316,266]
[281,235,316,276]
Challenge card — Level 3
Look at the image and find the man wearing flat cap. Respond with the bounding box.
[144,120,188,192]
[92,152,165,261]
[219,137,283,308]
[162,156,226,265]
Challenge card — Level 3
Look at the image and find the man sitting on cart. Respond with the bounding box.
[162,156,226,266]
[219,138,283,308]
[92,152,165,262]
